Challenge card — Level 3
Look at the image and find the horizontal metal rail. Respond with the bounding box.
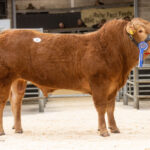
[127,80,134,84]
[136,80,150,83]
[137,85,150,87]
[129,74,150,77]
[125,93,134,99]
[24,92,39,95]
[126,93,150,99]
[127,80,150,83]
[23,97,45,100]
[26,87,37,89]
[138,64,150,69]
[126,90,150,93]
[50,94,91,98]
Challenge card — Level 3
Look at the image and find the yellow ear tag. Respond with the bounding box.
[129,30,134,35]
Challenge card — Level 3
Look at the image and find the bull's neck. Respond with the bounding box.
[121,26,139,71]
[117,24,140,86]
[97,21,139,72]
[95,20,140,86]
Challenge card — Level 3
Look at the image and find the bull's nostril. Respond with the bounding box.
[138,30,143,33]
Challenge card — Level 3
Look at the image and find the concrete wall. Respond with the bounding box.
[8,0,133,27]
[15,0,133,10]
[138,0,150,21]
[101,0,133,4]
[7,0,12,26]
[74,0,95,7]
[16,0,70,9]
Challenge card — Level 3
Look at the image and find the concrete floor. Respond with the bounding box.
[1,96,150,150]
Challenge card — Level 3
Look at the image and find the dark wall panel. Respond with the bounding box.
[17,12,81,29]
[0,0,7,19]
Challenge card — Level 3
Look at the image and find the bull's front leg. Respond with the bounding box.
[90,80,110,137]
[0,82,11,135]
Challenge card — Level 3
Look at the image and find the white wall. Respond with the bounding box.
[0,19,11,31]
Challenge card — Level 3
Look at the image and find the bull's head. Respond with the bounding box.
[126,18,150,67]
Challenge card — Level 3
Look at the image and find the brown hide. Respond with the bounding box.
[1,18,150,137]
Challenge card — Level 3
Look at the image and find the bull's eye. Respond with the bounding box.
[138,30,143,33]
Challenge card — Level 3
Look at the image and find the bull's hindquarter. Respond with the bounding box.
[0,19,139,136]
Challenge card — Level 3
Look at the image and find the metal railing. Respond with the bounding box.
[123,58,150,109]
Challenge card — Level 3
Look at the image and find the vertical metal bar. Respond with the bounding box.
[39,90,45,112]
[70,0,75,12]
[134,0,138,17]
[116,88,123,102]
[44,97,48,107]
[71,0,75,8]
[116,92,120,102]
[129,73,131,96]
[11,0,16,28]
[119,88,123,99]
[134,67,139,109]
[123,83,128,105]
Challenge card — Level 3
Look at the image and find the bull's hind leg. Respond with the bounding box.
[0,82,11,135]
[91,81,110,137]
[9,79,27,133]
[107,98,120,133]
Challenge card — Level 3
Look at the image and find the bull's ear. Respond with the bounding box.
[126,22,136,35]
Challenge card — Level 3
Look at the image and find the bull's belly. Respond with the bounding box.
[21,72,91,94]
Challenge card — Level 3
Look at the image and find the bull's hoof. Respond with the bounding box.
[15,130,23,134]
[0,132,5,136]
[109,127,120,133]
[12,125,23,133]
[15,129,23,134]
[100,131,110,137]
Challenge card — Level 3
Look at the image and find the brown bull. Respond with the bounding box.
[1,18,150,137]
